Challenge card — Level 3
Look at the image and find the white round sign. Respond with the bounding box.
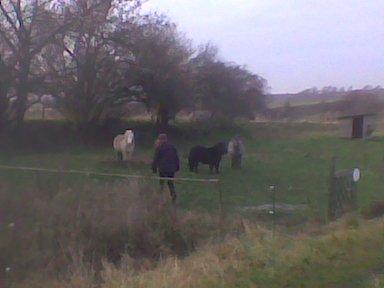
[353,168,360,182]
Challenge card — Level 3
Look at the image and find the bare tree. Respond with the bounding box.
[191,45,266,120]
[114,14,193,130]
[0,54,13,133]
[42,0,142,134]
[0,0,74,129]
[341,90,384,115]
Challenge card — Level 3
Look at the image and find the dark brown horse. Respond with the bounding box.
[188,142,227,173]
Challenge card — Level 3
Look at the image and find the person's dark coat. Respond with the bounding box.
[152,143,180,174]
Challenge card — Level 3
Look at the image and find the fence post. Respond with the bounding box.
[56,167,63,196]
[268,184,278,274]
[328,157,360,220]
[218,182,223,217]
[328,157,338,221]
[269,184,277,239]
[348,171,358,211]
[216,180,225,237]
[35,170,42,193]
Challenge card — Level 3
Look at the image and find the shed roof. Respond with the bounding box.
[337,113,377,120]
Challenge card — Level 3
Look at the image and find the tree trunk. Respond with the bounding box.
[76,121,95,146]
[0,97,7,136]
[0,60,10,136]
[14,58,31,131]
[14,96,27,130]
[156,106,170,133]
[0,116,4,139]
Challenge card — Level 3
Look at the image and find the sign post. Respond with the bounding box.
[328,159,360,220]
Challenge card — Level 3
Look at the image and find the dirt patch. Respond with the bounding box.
[240,203,309,213]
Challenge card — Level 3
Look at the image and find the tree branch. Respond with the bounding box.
[27,0,39,35]
[10,0,26,35]
[0,2,19,35]
[61,42,75,58]
[0,27,17,53]
[30,20,72,56]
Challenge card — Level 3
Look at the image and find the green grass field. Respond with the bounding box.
[1,121,383,215]
[2,120,384,287]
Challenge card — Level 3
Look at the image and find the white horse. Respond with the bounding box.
[113,130,135,161]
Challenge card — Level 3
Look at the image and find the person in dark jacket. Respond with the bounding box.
[152,134,180,203]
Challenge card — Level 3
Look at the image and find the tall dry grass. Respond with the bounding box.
[2,174,384,287]
[1,179,235,288]
[97,216,384,288]
[29,215,383,288]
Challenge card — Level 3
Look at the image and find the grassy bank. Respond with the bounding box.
[100,216,384,288]
[12,216,384,288]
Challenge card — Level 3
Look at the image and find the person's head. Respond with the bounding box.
[157,133,168,146]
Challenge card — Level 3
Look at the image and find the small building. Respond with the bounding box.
[338,113,377,139]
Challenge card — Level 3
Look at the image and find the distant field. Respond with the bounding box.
[267,90,345,108]
[265,100,345,122]
[268,98,340,109]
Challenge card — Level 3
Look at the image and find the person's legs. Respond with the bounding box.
[159,172,176,202]
[168,180,176,203]
[165,172,176,203]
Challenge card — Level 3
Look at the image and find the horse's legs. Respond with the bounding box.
[117,151,123,161]
[215,161,220,173]
[209,164,214,174]
[189,158,194,172]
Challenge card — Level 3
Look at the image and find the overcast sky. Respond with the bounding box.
[142,0,384,93]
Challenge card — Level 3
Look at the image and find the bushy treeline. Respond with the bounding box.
[0,0,267,135]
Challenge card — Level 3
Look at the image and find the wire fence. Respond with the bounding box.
[0,164,224,283]
[0,153,368,288]
[0,165,223,213]
[0,160,335,286]
[0,162,323,218]
[0,164,220,183]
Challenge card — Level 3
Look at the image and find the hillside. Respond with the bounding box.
[268,86,384,108]
[265,87,384,122]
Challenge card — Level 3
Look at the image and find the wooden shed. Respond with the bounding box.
[338,113,377,139]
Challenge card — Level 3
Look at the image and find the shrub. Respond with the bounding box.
[364,200,384,219]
